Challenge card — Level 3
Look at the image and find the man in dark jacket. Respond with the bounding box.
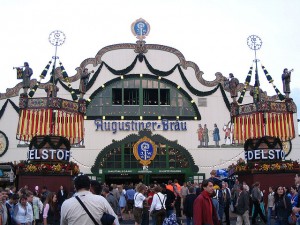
[161,183,176,218]
[102,186,120,217]
[193,179,219,225]
[251,182,267,224]
[183,187,197,225]
[235,184,250,225]
[221,182,231,225]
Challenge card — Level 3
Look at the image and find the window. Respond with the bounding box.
[86,76,198,118]
[143,89,170,105]
[112,88,139,105]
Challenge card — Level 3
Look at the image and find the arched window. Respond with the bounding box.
[86,75,200,120]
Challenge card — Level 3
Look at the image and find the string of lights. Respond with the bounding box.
[70,156,92,169]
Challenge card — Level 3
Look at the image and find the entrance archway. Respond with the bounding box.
[91,130,199,184]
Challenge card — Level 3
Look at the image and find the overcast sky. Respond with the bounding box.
[1,0,300,115]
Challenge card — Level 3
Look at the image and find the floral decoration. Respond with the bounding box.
[228,158,300,175]
[16,161,80,175]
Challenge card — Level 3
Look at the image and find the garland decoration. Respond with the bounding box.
[29,60,52,98]
[178,66,231,111]
[103,55,138,75]
[237,65,253,104]
[0,99,19,120]
[59,62,78,101]
[261,65,285,101]
[144,56,178,76]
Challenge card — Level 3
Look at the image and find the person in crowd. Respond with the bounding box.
[42,192,60,225]
[148,185,155,224]
[57,185,68,210]
[26,191,34,225]
[183,187,197,225]
[141,185,150,225]
[118,185,127,221]
[126,184,136,220]
[9,186,17,196]
[181,182,189,208]
[290,185,298,206]
[231,179,240,207]
[133,184,148,225]
[0,188,8,225]
[221,181,231,225]
[214,184,224,223]
[292,174,300,225]
[193,179,219,225]
[90,180,102,195]
[40,187,50,204]
[14,195,32,225]
[274,186,292,225]
[173,179,182,218]
[284,187,292,200]
[60,174,119,225]
[161,183,176,218]
[6,193,19,225]
[149,186,166,225]
[211,188,220,224]
[102,186,120,218]
[235,184,250,225]
[32,191,43,225]
[251,182,267,224]
[243,181,250,192]
[267,186,275,225]
[111,184,120,202]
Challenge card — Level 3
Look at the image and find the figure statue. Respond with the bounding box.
[22,62,33,94]
[223,124,231,145]
[228,73,239,102]
[202,124,209,147]
[212,124,220,147]
[197,124,204,147]
[79,68,94,98]
[282,68,293,98]
[45,83,59,97]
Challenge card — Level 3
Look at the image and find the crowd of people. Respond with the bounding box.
[0,173,299,225]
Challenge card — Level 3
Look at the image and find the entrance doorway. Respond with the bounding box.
[105,174,143,185]
[149,174,185,185]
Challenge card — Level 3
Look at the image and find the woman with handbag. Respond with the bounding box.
[149,186,166,225]
[274,186,292,225]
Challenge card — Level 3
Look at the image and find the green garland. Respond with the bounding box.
[0,99,19,119]
[244,136,282,151]
[177,66,231,111]
[29,135,71,150]
[103,55,138,75]
[144,56,178,76]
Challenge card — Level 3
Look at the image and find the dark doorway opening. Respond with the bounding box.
[149,174,185,185]
[105,174,143,185]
